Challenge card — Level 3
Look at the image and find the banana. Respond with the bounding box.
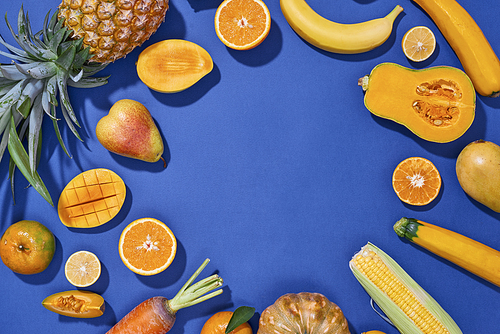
[280,0,403,54]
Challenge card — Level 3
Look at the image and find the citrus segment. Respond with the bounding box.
[65,251,101,287]
[215,0,271,50]
[58,168,126,228]
[392,157,441,206]
[119,218,177,276]
[402,26,436,62]
[201,311,253,334]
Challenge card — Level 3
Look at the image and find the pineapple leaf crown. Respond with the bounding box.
[0,7,110,205]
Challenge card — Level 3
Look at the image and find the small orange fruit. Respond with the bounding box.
[0,220,56,275]
[402,26,436,62]
[215,0,271,50]
[65,250,101,287]
[201,311,253,334]
[392,157,442,206]
[119,218,177,276]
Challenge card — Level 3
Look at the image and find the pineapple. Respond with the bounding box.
[58,0,169,63]
[0,0,169,205]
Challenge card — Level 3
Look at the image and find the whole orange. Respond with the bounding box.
[201,311,253,334]
[0,220,56,275]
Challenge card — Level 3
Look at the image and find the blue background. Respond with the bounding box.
[1,0,500,333]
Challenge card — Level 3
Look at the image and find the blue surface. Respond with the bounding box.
[1,0,500,333]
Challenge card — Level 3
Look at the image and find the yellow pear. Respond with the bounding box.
[96,99,165,166]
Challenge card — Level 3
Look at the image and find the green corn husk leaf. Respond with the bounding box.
[349,242,462,334]
[7,115,53,205]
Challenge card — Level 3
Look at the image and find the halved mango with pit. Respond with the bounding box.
[136,39,213,93]
[58,168,126,228]
[42,290,105,318]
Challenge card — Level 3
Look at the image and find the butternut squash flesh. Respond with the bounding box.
[136,39,213,93]
[58,168,126,228]
[359,63,475,143]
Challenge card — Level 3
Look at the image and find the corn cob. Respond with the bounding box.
[349,242,462,334]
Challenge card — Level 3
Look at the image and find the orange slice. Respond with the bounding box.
[201,311,253,334]
[65,251,101,287]
[215,0,271,50]
[392,157,442,206]
[118,218,177,276]
[402,26,436,62]
[58,168,126,228]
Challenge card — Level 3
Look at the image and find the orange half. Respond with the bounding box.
[215,0,271,50]
[392,157,441,206]
[118,218,177,276]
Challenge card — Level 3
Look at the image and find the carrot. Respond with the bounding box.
[107,259,224,334]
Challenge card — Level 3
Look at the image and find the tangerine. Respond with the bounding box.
[201,311,253,334]
[392,157,441,206]
[0,220,55,275]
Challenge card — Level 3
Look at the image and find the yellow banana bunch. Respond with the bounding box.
[280,0,403,54]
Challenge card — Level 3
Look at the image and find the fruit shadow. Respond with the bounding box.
[135,240,186,289]
[186,0,221,12]
[399,181,444,212]
[59,299,116,329]
[479,93,500,110]
[15,236,63,285]
[461,193,500,221]
[226,19,282,67]
[150,63,221,108]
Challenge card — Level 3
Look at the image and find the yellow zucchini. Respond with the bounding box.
[412,0,500,97]
[394,217,500,287]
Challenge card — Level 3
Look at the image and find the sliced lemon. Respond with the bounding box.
[65,250,101,287]
[402,26,436,62]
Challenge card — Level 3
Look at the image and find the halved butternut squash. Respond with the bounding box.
[136,39,213,93]
[359,62,475,143]
[58,168,126,228]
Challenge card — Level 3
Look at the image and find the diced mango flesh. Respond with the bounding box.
[58,169,126,228]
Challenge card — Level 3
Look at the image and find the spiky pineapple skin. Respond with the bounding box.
[58,0,169,63]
